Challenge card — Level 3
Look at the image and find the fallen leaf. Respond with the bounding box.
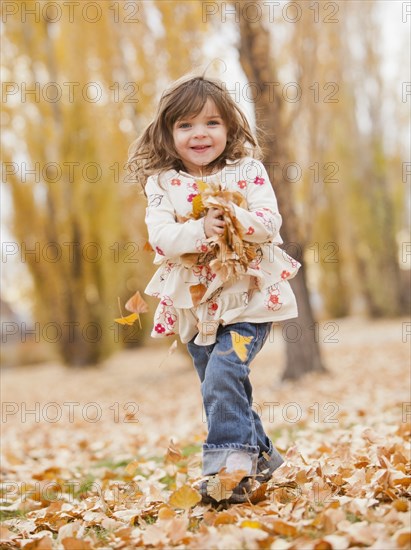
[62,539,94,550]
[125,459,140,476]
[218,467,248,491]
[169,485,201,510]
[206,475,233,502]
[166,516,189,544]
[271,520,298,537]
[0,526,17,541]
[395,528,411,548]
[393,499,409,512]
[142,524,169,546]
[241,520,263,529]
[213,511,237,525]
[24,538,53,550]
[158,505,176,520]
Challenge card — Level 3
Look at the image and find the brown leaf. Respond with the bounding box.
[24,538,53,550]
[393,499,409,512]
[189,283,207,306]
[125,291,149,314]
[206,475,233,502]
[62,539,93,550]
[271,520,298,537]
[213,511,237,525]
[218,467,248,491]
[158,505,176,520]
[313,540,333,550]
[395,528,411,548]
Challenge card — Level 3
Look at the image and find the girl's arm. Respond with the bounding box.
[231,161,283,243]
[145,175,207,261]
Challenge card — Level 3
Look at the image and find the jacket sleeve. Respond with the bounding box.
[231,161,283,244]
[145,175,207,262]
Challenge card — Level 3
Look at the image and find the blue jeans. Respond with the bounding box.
[187,321,283,476]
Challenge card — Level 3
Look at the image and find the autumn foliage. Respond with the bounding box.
[1,318,410,548]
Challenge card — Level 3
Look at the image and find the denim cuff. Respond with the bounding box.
[202,443,259,476]
[257,440,284,478]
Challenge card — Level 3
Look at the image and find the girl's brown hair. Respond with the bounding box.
[127,73,262,191]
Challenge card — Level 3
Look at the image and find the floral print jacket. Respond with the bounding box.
[144,158,301,345]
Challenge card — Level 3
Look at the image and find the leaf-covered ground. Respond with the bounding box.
[1,317,410,549]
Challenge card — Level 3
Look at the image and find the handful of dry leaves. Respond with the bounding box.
[181,181,260,282]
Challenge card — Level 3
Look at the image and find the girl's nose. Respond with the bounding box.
[192,125,207,138]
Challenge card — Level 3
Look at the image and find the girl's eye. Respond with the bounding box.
[177,122,191,129]
[208,120,220,126]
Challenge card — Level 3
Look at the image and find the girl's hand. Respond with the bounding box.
[204,207,225,238]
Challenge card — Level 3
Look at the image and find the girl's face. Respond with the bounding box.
[172,98,227,176]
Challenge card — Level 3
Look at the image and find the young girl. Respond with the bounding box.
[128,74,300,504]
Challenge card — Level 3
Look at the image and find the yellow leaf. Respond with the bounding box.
[241,520,263,529]
[192,194,205,219]
[169,484,201,510]
[196,180,209,192]
[114,313,139,325]
[230,331,253,362]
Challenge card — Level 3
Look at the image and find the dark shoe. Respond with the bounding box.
[256,450,284,483]
[198,476,255,505]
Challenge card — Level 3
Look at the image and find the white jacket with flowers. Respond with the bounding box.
[144,157,301,345]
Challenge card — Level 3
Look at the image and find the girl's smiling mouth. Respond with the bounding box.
[191,145,210,151]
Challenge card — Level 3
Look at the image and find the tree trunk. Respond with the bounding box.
[235,3,326,380]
